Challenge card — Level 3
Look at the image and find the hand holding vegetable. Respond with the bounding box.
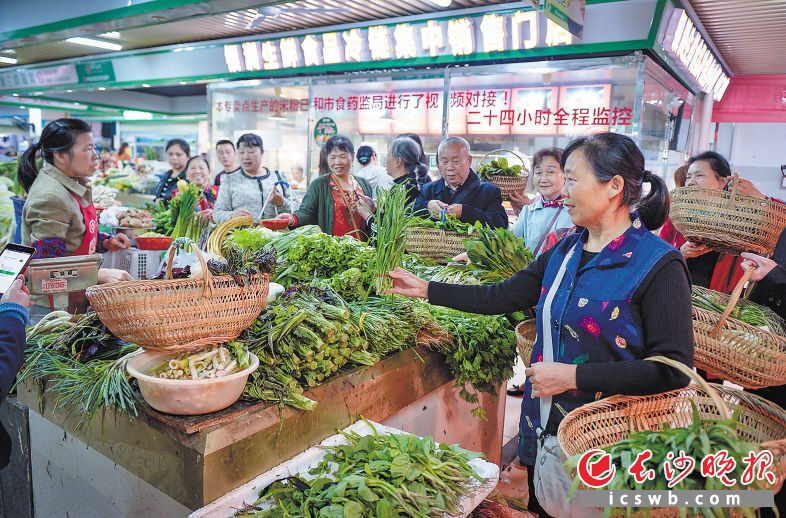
[387,267,429,299]
[525,362,577,398]
[446,203,463,218]
[199,208,213,221]
[427,199,447,216]
[741,253,772,281]
[452,252,470,264]
[104,233,131,251]
[1,274,30,307]
[680,240,712,260]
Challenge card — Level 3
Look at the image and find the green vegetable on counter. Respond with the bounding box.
[235,419,483,518]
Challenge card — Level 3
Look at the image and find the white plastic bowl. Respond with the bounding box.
[127,350,259,415]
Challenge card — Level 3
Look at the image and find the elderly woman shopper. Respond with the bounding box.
[170,156,218,219]
[278,136,374,240]
[511,147,574,257]
[385,137,424,206]
[388,132,694,517]
[212,133,293,223]
[660,151,765,293]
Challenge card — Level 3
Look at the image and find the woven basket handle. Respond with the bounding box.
[479,149,529,174]
[647,356,731,420]
[726,172,740,209]
[709,266,756,338]
[165,237,214,297]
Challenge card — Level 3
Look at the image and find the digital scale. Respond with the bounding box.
[27,254,102,314]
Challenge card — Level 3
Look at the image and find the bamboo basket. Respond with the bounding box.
[86,238,269,353]
[515,319,537,368]
[404,227,466,263]
[558,356,786,516]
[479,149,529,202]
[669,174,786,256]
[692,268,786,389]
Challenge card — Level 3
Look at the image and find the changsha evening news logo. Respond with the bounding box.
[576,448,777,488]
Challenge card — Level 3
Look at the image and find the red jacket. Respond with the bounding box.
[659,217,743,294]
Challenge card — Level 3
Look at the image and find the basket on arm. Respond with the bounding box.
[86,238,269,353]
[404,227,466,263]
[669,174,786,256]
[515,318,537,368]
[692,267,786,389]
[558,356,786,515]
[478,149,529,202]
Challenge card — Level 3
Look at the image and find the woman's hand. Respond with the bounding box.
[104,233,131,252]
[736,178,766,199]
[276,213,296,227]
[452,252,470,264]
[525,362,577,398]
[509,190,531,215]
[741,252,776,281]
[680,241,712,259]
[387,267,429,299]
[355,194,376,221]
[97,268,133,284]
[198,208,213,221]
[1,274,31,307]
[233,208,252,218]
[270,188,285,207]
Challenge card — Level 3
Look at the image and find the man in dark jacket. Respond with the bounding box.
[414,137,508,229]
[1,274,29,469]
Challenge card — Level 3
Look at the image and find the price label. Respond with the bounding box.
[41,278,68,293]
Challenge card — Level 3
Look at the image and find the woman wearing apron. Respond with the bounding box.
[388,132,695,517]
[18,119,132,313]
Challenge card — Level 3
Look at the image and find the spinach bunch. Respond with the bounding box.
[236,421,483,517]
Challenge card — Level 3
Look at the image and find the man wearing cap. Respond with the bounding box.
[354,145,393,200]
[414,137,508,229]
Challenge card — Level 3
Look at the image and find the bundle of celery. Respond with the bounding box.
[239,286,378,410]
[169,179,209,242]
[691,285,785,334]
[17,312,141,428]
[372,184,414,295]
[236,420,483,517]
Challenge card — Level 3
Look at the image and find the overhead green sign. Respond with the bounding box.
[76,61,116,83]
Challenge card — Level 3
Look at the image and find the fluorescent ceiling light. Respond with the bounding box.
[0,56,18,64]
[0,49,16,54]
[429,0,452,6]
[66,89,73,92]
[142,84,151,87]
[66,37,122,51]
[98,87,106,91]
[19,106,25,109]
[11,93,19,96]
[98,32,121,39]
[123,110,153,120]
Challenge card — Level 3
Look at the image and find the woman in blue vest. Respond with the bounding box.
[389,132,694,517]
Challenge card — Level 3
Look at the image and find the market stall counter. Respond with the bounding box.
[16,345,504,517]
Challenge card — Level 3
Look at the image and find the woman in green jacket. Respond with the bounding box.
[278,136,374,240]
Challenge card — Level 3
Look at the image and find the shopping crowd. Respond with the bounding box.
[2,116,784,517]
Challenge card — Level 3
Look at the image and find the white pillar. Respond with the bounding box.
[697,93,714,153]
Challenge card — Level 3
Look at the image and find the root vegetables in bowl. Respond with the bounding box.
[127,344,259,415]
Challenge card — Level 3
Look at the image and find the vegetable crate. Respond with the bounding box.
[189,420,500,518]
[118,248,165,280]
